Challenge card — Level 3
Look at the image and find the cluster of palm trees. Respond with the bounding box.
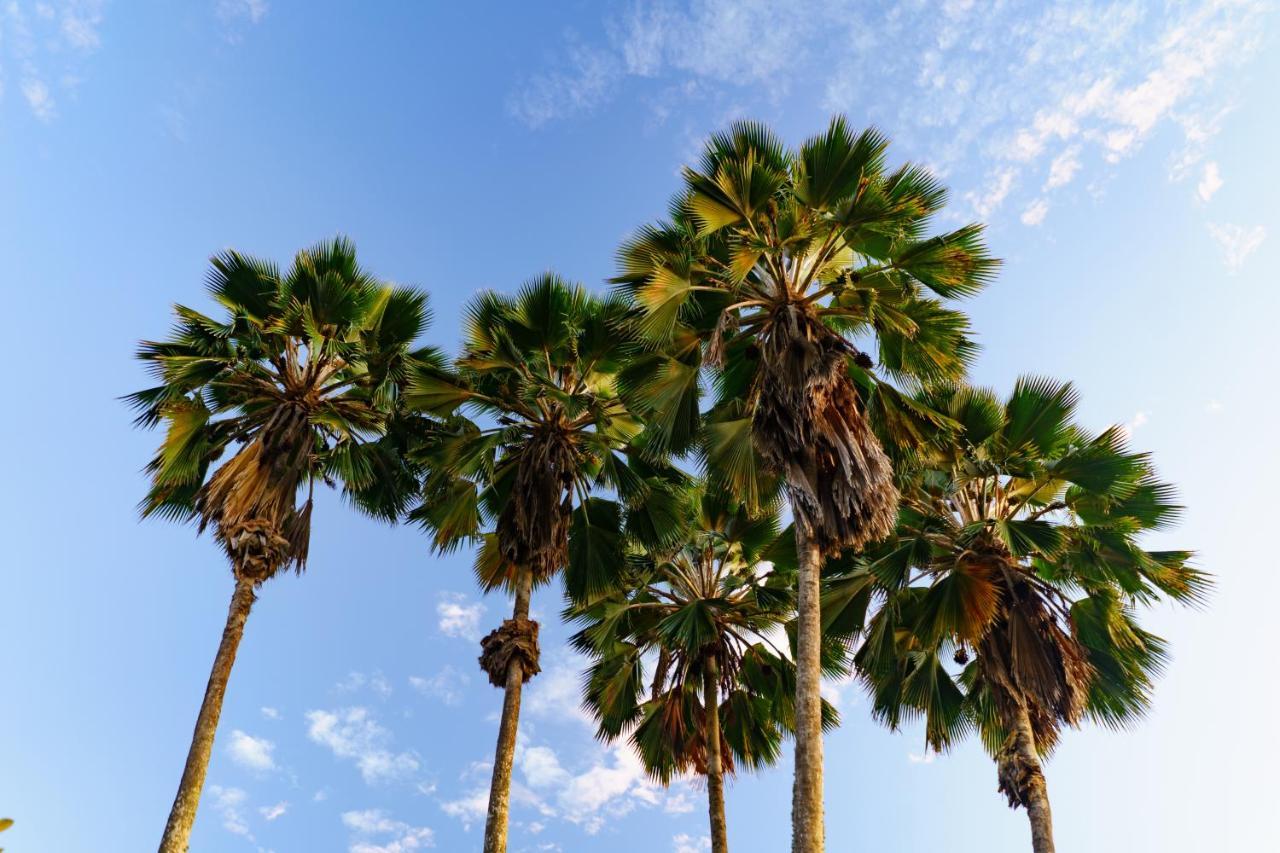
[132,117,1203,853]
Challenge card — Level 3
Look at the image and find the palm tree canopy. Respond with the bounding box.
[846,377,1206,755]
[129,236,437,580]
[570,486,837,783]
[405,272,687,601]
[614,116,998,553]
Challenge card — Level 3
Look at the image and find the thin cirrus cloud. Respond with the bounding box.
[408,666,471,706]
[508,0,1269,225]
[1208,222,1267,272]
[2,0,104,123]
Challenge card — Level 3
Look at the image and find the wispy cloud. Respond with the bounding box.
[2,1,105,121]
[1208,222,1266,272]
[1021,198,1050,227]
[337,671,394,699]
[306,707,420,784]
[207,785,253,839]
[227,729,276,773]
[408,666,470,706]
[261,706,282,721]
[673,833,712,853]
[216,0,268,25]
[259,801,288,821]
[510,0,1270,228]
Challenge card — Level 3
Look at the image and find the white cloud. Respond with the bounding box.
[306,707,420,784]
[261,706,282,721]
[966,169,1015,218]
[260,801,288,821]
[1208,222,1266,272]
[521,745,571,789]
[1045,146,1082,189]
[1021,198,1050,227]
[227,729,276,772]
[673,834,711,853]
[1206,399,1224,414]
[553,742,663,834]
[439,788,489,828]
[908,750,937,765]
[409,667,470,706]
[437,593,485,641]
[342,809,435,853]
[1197,161,1224,202]
[208,785,253,838]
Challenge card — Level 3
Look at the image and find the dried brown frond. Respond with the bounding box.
[752,302,898,554]
[977,570,1094,750]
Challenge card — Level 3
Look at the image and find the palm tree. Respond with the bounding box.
[405,273,685,853]
[614,116,997,851]
[847,378,1205,853]
[129,237,434,852]
[571,487,833,853]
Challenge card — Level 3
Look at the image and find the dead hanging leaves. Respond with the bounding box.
[977,568,1093,755]
[497,429,577,582]
[751,303,898,555]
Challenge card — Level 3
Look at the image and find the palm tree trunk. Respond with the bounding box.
[703,657,729,853]
[998,704,1056,853]
[158,577,256,853]
[482,569,533,853]
[791,525,825,853]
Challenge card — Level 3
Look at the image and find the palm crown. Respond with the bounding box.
[572,487,826,781]
[407,272,685,601]
[615,116,997,552]
[850,378,1204,785]
[129,236,435,580]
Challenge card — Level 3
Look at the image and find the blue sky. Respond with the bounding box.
[2,1,1277,851]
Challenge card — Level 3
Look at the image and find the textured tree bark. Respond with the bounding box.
[158,578,257,853]
[703,657,729,853]
[482,570,533,853]
[790,526,825,853]
[999,704,1056,853]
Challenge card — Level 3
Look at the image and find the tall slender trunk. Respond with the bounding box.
[791,525,824,853]
[703,656,729,853]
[998,704,1056,853]
[482,570,533,853]
[158,578,257,853]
